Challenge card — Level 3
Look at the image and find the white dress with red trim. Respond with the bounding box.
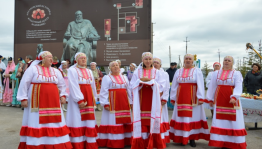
[130,67,167,149]
[206,69,247,149]
[98,74,133,148]
[16,65,71,149]
[170,67,210,145]
[66,66,98,149]
[159,70,171,144]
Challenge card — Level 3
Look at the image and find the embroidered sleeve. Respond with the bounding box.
[155,70,166,93]
[99,76,110,106]
[55,69,68,97]
[206,71,218,102]
[89,69,97,102]
[170,70,179,102]
[230,71,243,100]
[196,68,205,101]
[68,68,84,102]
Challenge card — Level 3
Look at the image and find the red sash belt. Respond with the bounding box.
[215,85,237,121]
[30,83,61,124]
[109,88,131,124]
[140,84,153,126]
[176,83,198,117]
[79,84,95,121]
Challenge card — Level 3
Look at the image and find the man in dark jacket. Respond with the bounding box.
[244,63,262,95]
[166,62,177,83]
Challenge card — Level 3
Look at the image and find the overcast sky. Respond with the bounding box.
[1,0,262,68]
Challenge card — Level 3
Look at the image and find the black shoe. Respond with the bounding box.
[21,107,24,110]
[189,140,196,147]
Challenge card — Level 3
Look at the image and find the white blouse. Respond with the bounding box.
[130,67,166,93]
[206,69,243,101]
[67,66,97,103]
[99,74,132,107]
[170,67,205,102]
[17,65,67,101]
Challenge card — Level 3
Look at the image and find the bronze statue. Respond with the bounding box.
[36,44,43,57]
[61,10,100,64]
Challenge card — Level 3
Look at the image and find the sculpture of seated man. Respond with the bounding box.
[61,10,100,64]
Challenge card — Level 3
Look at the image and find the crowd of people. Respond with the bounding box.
[0,51,248,149]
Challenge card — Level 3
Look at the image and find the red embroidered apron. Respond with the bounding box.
[79,84,96,121]
[215,85,237,121]
[31,83,61,124]
[176,83,198,117]
[109,88,131,124]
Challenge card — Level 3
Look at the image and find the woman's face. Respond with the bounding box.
[62,64,67,69]
[44,55,53,67]
[143,57,153,68]
[77,56,87,66]
[253,65,259,72]
[8,61,12,66]
[184,57,193,68]
[214,65,220,71]
[153,61,161,70]
[223,58,233,69]
[90,64,96,70]
[130,64,135,71]
[110,62,120,74]
[117,61,121,67]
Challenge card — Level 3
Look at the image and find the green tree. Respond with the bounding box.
[201,61,211,89]
[201,61,211,78]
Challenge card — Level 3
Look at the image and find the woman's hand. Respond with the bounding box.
[18,68,23,73]
[229,98,236,104]
[161,101,166,105]
[209,102,213,107]
[198,101,204,105]
[5,74,10,78]
[160,92,163,97]
[78,102,86,109]
[140,78,151,82]
[60,97,66,104]
[21,100,28,108]
[104,106,110,111]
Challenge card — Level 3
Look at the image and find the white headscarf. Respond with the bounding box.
[153,56,162,65]
[72,52,87,68]
[130,63,137,68]
[59,61,67,70]
[90,62,97,66]
[136,52,153,70]
[30,51,52,68]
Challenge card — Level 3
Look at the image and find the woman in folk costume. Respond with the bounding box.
[116,59,125,74]
[58,61,69,112]
[3,57,15,106]
[66,52,98,149]
[0,55,6,105]
[98,61,132,148]
[153,57,170,144]
[204,62,221,117]
[90,62,103,95]
[206,56,247,149]
[127,63,137,81]
[17,51,71,149]
[169,54,209,147]
[11,57,25,107]
[130,52,166,149]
